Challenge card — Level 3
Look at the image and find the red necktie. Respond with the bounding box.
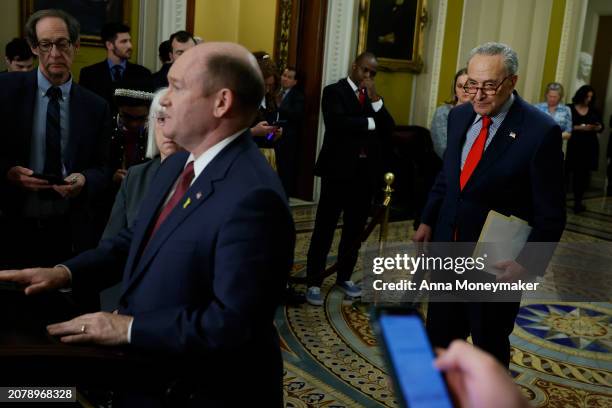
[358,89,368,158]
[149,161,195,238]
[460,116,491,190]
[358,89,366,107]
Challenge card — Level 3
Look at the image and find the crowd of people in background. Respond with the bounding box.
[0,7,609,408]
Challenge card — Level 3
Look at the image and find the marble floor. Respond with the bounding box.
[279,196,612,407]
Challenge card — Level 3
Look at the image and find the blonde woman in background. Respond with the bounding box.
[430,68,471,158]
[534,82,572,154]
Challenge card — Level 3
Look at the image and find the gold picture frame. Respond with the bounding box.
[21,0,130,47]
[358,0,428,72]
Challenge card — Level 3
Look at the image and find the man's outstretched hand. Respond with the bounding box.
[0,267,71,295]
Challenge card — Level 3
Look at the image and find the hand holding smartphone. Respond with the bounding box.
[374,307,455,408]
[30,173,68,185]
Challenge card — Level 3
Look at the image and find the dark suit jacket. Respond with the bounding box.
[79,60,151,108]
[0,70,112,249]
[275,87,304,193]
[150,63,171,90]
[102,157,160,240]
[421,94,565,253]
[65,133,295,406]
[315,78,395,181]
[276,86,304,155]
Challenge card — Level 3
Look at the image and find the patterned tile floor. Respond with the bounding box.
[280,197,612,407]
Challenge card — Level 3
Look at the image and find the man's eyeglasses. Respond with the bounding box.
[463,75,512,95]
[36,39,72,53]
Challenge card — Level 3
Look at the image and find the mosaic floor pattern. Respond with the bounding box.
[280,196,612,407]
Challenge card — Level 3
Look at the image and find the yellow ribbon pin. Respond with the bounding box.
[183,197,191,209]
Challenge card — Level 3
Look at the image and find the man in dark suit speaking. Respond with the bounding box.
[306,52,395,306]
[413,42,566,367]
[0,42,295,406]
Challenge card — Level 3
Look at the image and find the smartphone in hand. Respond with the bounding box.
[30,173,67,185]
[373,307,455,408]
[271,119,288,127]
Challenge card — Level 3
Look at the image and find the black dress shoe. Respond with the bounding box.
[283,287,305,305]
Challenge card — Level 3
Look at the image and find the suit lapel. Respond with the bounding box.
[102,61,113,86]
[120,133,250,299]
[339,79,362,112]
[464,95,524,188]
[20,72,37,164]
[65,84,84,173]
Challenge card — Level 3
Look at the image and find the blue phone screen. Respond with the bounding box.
[379,314,454,408]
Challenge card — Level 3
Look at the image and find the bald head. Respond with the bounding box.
[161,42,266,157]
[174,42,264,118]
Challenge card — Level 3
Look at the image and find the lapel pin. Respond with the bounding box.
[183,197,192,209]
[509,132,516,139]
[196,192,203,200]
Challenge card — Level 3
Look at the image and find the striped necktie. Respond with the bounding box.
[44,86,62,176]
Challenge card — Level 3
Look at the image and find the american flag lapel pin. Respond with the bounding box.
[509,131,516,139]
[196,191,203,200]
[183,197,192,209]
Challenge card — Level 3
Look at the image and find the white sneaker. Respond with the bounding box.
[306,286,324,306]
[336,280,362,298]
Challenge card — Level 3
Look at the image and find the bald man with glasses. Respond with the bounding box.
[413,42,565,367]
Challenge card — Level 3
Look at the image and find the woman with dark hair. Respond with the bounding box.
[430,68,471,158]
[566,85,604,212]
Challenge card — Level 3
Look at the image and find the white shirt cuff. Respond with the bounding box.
[55,264,72,293]
[371,99,383,112]
[367,117,376,130]
[127,318,133,344]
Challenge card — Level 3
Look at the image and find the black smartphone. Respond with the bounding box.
[31,173,67,185]
[271,119,288,127]
[373,306,455,408]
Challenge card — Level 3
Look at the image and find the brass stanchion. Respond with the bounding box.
[378,172,395,255]
[352,173,395,314]
[374,173,394,307]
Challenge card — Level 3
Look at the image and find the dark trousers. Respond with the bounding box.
[275,135,298,197]
[426,301,521,367]
[571,168,590,206]
[307,166,374,287]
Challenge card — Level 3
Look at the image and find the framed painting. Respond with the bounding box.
[357,0,428,72]
[21,0,130,47]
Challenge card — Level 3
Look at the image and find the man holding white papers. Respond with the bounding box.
[413,42,565,367]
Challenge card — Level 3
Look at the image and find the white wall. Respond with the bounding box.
[138,0,186,71]
[582,0,612,55]
[458,0,553,103]
[413,0,448,127]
